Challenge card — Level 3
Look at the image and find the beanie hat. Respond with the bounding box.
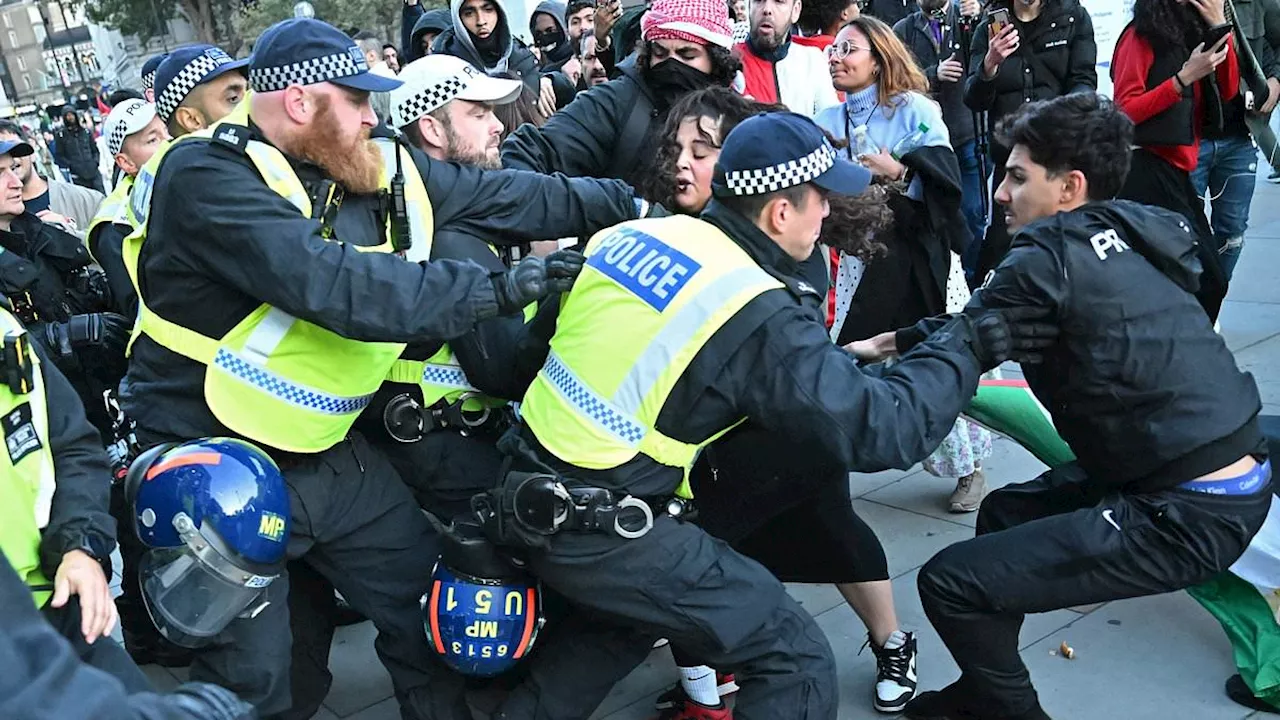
[641,0,733,49]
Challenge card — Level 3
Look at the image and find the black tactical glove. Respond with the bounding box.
[966,305,1059,370]
[165,682,258,719]
[42,313,132,359]
[491,251,587,315]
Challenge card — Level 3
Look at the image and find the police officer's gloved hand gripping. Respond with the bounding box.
[961,306,1059,370]
[41,312,132,360]
[491,250,586,314]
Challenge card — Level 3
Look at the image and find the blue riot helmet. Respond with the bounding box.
[125,438,291,648]
[422,518,545,676]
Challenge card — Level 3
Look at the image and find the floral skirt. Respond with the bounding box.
[923,417,992,478]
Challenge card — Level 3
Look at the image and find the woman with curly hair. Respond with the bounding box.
[634,86,924,718]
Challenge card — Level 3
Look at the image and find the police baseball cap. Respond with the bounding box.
[0,139,33,159]
[104,99,158,156]
[712,111,871,198]
[154,45,249,122]
[390,55,523,129]
[250,18,402,94]
[141,52,168,91]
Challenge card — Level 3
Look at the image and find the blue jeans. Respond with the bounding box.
[1191,135,1257,281]
[955,139,990,283]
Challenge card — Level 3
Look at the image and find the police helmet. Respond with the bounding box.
[422,519,544,676]
[126,438,290,648]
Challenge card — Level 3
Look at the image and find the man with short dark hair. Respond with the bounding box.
[896,92,1272,720]
[566,0,597,39]
[734,0,838,114]
[152,45,249,139]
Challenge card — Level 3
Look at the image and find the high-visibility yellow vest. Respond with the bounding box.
[520,216,784,498]
[121,115,436,454]
[0,309,57,608]
[86,175,135,263]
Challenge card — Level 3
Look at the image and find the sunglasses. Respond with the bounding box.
[826,39,870,61]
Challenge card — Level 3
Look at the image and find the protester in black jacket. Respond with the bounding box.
[502,0,741,186]
[864,0,921,27]
[964,0,1096,279]
[403,4,452,61]
[433,0,545,96]
[52,108,103,193]
[857,93,1270,720]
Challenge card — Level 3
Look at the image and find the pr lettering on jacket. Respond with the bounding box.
[588,228,701,312]
[1089,228,1131,261]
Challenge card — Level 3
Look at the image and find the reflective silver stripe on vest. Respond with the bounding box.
[212,349,375,415]
[541,352,645,445]
[610,266,772,414]
[245,141,311,215]
[374,139,431,263]
[422,362,476,391]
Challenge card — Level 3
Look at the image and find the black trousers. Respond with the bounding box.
[173,432,474,720]
[918,462,1271,716]
[42,595,153,694]
[528,516,839,720]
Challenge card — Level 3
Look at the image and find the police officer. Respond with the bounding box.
[0,298,144,691]
[118,17,616,719]
[140,53,168,103]
[89,99,169,318]
[152,45,250,139]
[886,94,1272,720]
[0,138,127,440]
[484,111,1051,718]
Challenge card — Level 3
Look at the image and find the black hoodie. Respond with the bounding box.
[905,200,1264,492]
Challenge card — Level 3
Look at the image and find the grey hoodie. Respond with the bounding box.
[450,0,516,74]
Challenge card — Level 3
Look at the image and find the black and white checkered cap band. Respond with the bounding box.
[107,120,130,156]
[157,50,234,122]
[250,49,365,93]
[723,142,837,196]
[142,70,156,91]
[393,74,467,127]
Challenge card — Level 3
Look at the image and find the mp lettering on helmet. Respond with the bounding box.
[1089,228,1130,261]
[258,511,287,542]
[587,227,702,311]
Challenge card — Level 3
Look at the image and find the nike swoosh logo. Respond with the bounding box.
[1102,509,1121,532]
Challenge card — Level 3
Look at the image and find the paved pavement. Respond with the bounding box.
[128,169,1280,719]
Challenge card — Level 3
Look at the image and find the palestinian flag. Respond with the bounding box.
[963,379,1279,710]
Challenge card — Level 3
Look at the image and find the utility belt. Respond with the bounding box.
[382,392,513,443]
[103,389,139,484]
[471,430,694,550]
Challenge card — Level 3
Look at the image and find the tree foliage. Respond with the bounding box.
[240,0,405,48]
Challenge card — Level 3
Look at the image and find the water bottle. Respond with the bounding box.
[850,125,878,158]
[891,123,931,160]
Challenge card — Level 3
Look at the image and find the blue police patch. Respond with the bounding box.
[587,227,701,312]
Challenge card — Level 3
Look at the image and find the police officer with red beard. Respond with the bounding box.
[120,18,655,719]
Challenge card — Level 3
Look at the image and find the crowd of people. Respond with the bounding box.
[0,0,1278,719]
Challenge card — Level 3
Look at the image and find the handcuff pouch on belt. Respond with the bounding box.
[472,470,658,550]
[383,392,509,443]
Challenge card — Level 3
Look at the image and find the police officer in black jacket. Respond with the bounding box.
[887,94,1272,720]
[0,139,127,441]
[964,0,1097,279]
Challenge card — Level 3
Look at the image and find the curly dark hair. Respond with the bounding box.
[1133,0,1206,52]
[638,87,779,210]
[822,131,892,261]
[995,92,1135,201]
[799,0,855,36]
[491,70,545,138]
[638,42,743,89]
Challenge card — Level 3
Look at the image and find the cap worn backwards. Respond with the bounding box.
[713,111,872,198]
[250,18,403,94]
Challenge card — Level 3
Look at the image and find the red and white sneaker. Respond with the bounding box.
[651,699,732,720]
[654,673,740,711]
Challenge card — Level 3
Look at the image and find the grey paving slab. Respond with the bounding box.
[850,498,979,579]
[861,439,1048,529]
[340,697,399,720]
[1022,592,1254,720]
[321,621,395,718]
[849,466,923,499]
[1225,236,1280,304]
[138,663,181,693]
[311,706,341,720]
[1219,300,1280,352]
[1234,335,1280,407]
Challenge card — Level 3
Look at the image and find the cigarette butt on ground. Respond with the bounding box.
[1059,641,1075,659]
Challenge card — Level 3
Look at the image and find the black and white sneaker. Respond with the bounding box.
[870,630,918,713]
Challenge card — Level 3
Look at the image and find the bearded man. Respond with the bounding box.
[734,0,838,114]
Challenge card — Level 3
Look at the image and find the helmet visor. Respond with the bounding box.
[139,547,274,648]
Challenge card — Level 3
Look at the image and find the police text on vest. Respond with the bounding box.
[587,227,702,312]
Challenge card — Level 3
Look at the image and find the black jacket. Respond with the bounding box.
[523,200,988,499]
[87,221,136,318]
[904,201,1264,491]
[52,125,100,185]
[404,6,452,61]
[895,7,979,147]
[501,57,660,185]
[121,126,641,446]
[864,0,919,28]
[963,0,1098,127]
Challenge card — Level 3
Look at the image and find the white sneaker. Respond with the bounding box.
[870,630,918,713]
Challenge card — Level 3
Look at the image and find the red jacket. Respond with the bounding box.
[1112,27,1239,173]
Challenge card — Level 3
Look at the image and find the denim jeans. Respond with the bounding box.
[1191,135,1257,281]
[954,139,990,283]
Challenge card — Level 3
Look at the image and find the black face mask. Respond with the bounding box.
[645,58,716,107]
[534,26,566,50]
